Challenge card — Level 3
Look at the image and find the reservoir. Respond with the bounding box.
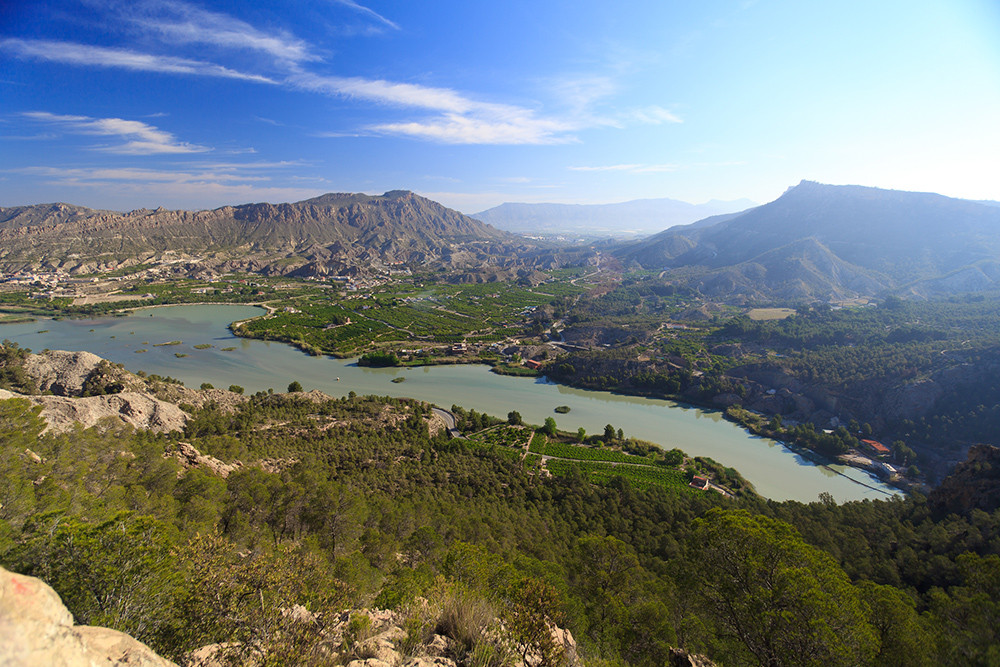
[1,304,897,503]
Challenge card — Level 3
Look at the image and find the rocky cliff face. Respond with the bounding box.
[0,191,543,277]
[928,444,1000,517]
[0,565,178,667]
[0,347,255,434]
[0,388,189,434]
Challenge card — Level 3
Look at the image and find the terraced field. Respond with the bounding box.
[545,459,693,492]
[478,427,698,494]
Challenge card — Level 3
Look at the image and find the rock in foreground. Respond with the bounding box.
[0,565,177,666]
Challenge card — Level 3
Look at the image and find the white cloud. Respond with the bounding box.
[328,0,400,30]
[548,75,619,114]
[22,111,209,155]
[5,3,678,148]
[1,38,275,83]
[375,118,569,145]
[294,72,579,144]
[9,165,323,208]
[123,0,317,64]
[371,114,576,145]
[628,105,683,124]
[11,160,308,184]
[289,72,475,113]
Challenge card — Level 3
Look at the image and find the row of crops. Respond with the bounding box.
[545,459,693,491]
[538,441,656,465]
[471,427,697,494]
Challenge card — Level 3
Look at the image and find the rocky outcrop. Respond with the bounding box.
[22,350,131,396]
[167,441,239,478]
[0,565,177,666]
[0,345,259,433]
[317,606,578,667]
[928,444,1000,517]
[0,388,188,434]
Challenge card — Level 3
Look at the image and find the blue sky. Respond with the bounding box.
[2,0,999,213]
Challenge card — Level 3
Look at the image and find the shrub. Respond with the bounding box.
[436,589,495,654]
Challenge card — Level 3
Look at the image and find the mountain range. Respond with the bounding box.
[472,197,756,237]
[0,191,537,278]
[615,181,1000,301]
[5,181,1000,302]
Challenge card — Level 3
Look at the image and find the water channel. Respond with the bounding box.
[1,304,898,502]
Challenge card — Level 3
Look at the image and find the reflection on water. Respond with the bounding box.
[1,304,898,503]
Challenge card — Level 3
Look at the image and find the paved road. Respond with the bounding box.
[431,406,462,437]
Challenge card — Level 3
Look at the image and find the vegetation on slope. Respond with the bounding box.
[0,390,998,665]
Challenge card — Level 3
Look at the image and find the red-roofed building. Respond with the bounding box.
[524,359,542,370]
[861,439,890,457]
[689,475,710,490]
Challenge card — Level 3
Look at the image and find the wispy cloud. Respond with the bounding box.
[22,111,209,155]
[5,1,671,147]
[289,72,475,113]
[371,114,575,145]
[122,0,317,64]
[1,38,275,83]
[0,133,59,141]
[9,164,323,208]
[569,163,680,173]
[627,106,683,124]
[329,0,400,30]
[292,72,579,144]
[14,165,260,183]
[548,76,620,115]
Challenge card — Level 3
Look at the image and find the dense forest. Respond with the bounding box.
[1,389,998,666]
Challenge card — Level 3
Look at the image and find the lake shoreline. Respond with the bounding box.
[0,303,897,502]
[224,310,903,498]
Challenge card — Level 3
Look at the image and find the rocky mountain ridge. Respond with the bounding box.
[0,191,545,278]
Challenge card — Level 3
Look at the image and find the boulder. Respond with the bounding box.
[22,349,106,396]
[169,442,239,478]
[0,565,177,666]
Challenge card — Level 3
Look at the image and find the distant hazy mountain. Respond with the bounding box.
[0,191,540,277]
[472,197,757,237]
[616,181,1000,301]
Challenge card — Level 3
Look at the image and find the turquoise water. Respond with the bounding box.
[1,304,898,502]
